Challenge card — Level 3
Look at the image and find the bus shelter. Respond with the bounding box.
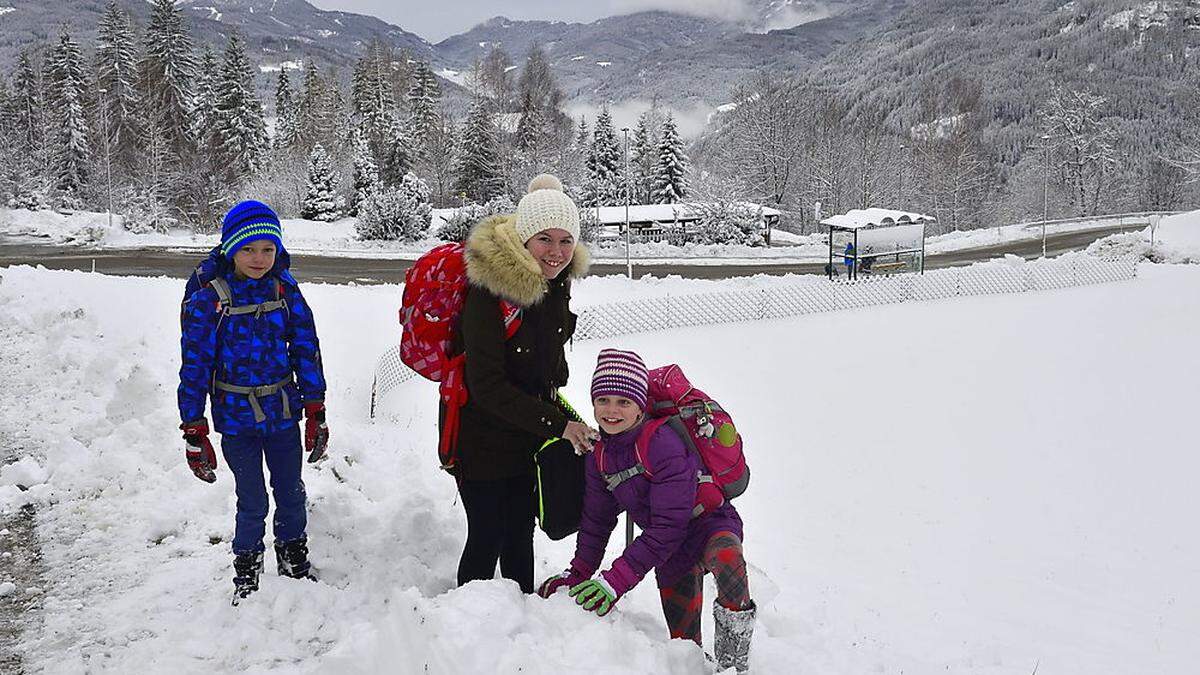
[822,208,935,281]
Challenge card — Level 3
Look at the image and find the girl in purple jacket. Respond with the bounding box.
[538,349,756,672]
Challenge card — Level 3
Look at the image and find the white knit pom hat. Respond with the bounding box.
[515,174,580,243]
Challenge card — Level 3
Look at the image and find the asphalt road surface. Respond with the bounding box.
[0,223,1135,284]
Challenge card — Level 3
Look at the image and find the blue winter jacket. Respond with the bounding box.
[178,248,326,436]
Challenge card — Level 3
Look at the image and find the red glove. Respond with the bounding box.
[537,567,589,598]
[304,402,329,463]
[181,419,217,483]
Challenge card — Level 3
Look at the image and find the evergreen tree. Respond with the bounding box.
[213,32,268,182]
[650,114,688,204]
[352,40,396,141]
[588,108,622,206]
[381,120,414,187]
[12,51,47,167]
[0,76,13,141]
[273,68,299,151]
[350,133,380,216]
[571,116,591,204]
[406,61,441,149]
[454,97,504,203]
[630,110,662,204]
[140,0,197,154]
[190,47,219,148]
[297,61,343,153]
[356,171,432,241]
[94,0,140,166]
[514,88,543,153]
[47,26,90,199]
[300,143,344,221]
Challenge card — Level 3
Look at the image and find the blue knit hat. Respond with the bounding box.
[221,200,284,258]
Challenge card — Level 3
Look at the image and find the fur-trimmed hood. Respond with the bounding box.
[464,214,590,307]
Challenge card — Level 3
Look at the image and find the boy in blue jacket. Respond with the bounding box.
[178,200,330,604]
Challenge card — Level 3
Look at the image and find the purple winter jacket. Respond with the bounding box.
[571,420,744,590]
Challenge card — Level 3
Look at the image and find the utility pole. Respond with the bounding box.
[1041,134,1051,258]
[897,142,905,210]
[622,127,632,280]
[97,87,113,231]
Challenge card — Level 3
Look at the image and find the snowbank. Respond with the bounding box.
[1152,209,1200,260]
[0,262,1198,672]
[1087,209,1200,263]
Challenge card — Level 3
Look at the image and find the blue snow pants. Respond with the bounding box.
[220,424,307,555]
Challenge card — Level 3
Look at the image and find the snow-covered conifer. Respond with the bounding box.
[300,143,344,221]
[650,113,688,204]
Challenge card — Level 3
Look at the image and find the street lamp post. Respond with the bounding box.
[897,142,905,210]
[1041,134,1051,258]
[621,127,632,280]
[97,87,113,231]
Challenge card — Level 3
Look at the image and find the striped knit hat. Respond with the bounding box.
[221,200,284,258]
[591,348,649,410]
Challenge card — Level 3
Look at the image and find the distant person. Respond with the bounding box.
[177,200,330,604]
[844,241,855,275]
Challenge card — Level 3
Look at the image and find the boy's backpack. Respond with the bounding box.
[398,242,521,472]
[182,243,295,324]
[181,246,290,324]
[598,364,749,518]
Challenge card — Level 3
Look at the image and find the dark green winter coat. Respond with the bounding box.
[443,214,590,481]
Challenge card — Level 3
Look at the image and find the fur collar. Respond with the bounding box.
[464,214,590,307]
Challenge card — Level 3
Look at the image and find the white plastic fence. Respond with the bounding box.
[370,254,1138,417]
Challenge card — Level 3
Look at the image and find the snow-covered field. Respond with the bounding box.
[0,258,1198,673]
[0,207,1163,265]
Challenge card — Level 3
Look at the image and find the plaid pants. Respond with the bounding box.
[658,531,751,644]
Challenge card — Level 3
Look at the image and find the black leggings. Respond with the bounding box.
[456,474,536,593]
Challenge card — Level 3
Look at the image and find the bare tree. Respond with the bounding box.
[1038,84,1117,217]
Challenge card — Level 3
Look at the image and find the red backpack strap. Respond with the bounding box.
[437,354,469,472]
[499,300,522,339]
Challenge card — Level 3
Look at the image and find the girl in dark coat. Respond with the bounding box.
[448,174,595,593]
[538,349,757,672]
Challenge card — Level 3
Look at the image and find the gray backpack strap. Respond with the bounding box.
[210,277,233,311]
[604,464,646,492]
[213,375,293,423]
[210,276,288,319]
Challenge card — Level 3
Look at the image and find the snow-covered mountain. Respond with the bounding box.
[0,0,435,72]
[745,0,863,32]
[434,2,906,107]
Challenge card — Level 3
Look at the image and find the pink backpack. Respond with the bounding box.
[399,242,520,471]
[599,364,749,517]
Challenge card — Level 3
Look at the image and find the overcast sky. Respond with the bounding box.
[308,1,753,42]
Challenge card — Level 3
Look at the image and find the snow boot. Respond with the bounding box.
[713,600,756,673]
[275,536,315,580]
[231,552,263,605]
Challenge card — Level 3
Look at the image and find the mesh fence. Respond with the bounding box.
[370,254,1138,417]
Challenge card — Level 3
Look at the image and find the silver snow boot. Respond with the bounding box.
[713,600,756,673]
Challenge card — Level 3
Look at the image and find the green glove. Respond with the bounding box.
[569,578,617,617]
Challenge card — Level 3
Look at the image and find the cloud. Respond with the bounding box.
[606,0,752,23]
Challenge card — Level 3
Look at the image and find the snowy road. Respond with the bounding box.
[0,224,1132,283]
